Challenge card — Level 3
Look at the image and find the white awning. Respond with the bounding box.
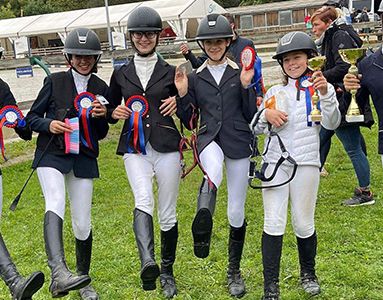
[66,2,141,31]
[0,15,41,38]
[0,0,226,38]
[18,9,89,36]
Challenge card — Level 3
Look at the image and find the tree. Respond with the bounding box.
[23,0,54,16]
[215,0,241,7]
[0,2,15,19]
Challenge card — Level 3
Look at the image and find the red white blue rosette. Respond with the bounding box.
[0,105,26,160]
[74,92,95,150]
[240,46,256,71]
[125,95,149,154]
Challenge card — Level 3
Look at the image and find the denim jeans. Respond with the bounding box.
[319,125,370,188]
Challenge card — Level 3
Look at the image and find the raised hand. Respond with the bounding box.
[174,65,188,97]
[240,66,255,89]
[312,70,328,96]
[343,73,361,92]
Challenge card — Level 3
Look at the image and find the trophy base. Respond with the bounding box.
[346,114,364,123]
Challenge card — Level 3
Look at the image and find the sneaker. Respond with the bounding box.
[301,273,321,296]
[342,188,375,206]
[261,282,280,300]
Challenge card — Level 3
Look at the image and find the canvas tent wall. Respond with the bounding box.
[0,0,226,57]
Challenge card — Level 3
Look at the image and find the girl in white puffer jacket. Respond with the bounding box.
[251,31,341,300]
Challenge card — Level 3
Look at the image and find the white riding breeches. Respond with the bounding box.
[199,141,249,228]
[262,164,319,238]
[123,143,181,231]
[37,167,93,240]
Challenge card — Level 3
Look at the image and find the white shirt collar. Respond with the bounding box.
[196,57,238,74]
[71,69,91,94]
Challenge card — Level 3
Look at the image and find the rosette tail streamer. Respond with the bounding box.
[64,117,80,154]
[74,92,96,151]
[125,95,149,154]
[297,75,317,126]
[0,105,26,161]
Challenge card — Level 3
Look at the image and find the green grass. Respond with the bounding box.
[0,117,382,300]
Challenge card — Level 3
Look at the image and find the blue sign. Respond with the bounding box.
[112,58,129,70]
[16,66,33,78]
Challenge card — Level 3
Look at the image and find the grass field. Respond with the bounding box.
[0,117,382,300]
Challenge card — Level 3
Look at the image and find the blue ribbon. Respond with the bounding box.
[299,76,320,127]
[125,95,148,154]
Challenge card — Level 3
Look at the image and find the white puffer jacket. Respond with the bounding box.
[251,77,341,167]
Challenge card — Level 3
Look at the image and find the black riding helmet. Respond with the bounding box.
[127,6,162,56]
[127,6,162,32]
[195,14,233,62]
[273,31,318,66]
[63,27,102,75]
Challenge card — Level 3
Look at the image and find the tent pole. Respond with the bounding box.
[105,0,114,51]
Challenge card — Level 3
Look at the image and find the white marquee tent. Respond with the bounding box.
[0,0,226,54]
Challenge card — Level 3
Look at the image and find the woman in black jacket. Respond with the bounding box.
[108,7,180,299]
[312,6,374,206]
[26,28,108,299]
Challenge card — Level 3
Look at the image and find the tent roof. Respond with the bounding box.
[19,9,89,36]
[0,0,226,38]
[0,15,41,38]
[227,0,321,15]
[67,2,141,31]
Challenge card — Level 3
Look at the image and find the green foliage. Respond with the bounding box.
[215,0,242,8]
[22,0,54,16]
[0,111,382,299]
[0,2,15,19]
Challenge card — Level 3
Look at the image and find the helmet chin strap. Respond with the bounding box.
[64,54,100,76]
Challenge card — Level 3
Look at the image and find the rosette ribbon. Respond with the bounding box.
[0,105,26,160]
[74,92,95,150]
[125,95,149,154]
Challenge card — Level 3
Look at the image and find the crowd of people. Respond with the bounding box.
[0,3,381,300]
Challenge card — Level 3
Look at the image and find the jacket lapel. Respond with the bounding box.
[198,68,220,90]
[146,58,169,90]
[121,59,144,90]
[219,65,237,88]
[67,70,78,101]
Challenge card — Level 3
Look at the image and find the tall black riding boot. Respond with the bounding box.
[44,211,91,298]
[160,223,178,299]
[297,232,320,296]
[227,222,247,298]
[192,178,217,258]
[76,232,99,300]
[0,233,44,300]
[133,208,160,291]
[261,232,283,300]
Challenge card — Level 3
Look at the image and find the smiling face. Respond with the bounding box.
[202,38,230,64]
[282,51,308,79]
[70,55,96,75]
[131,31,158,55]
